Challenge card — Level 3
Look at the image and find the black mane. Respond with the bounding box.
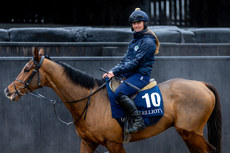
[57,62,105,89]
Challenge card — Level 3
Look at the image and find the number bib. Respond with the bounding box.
[134,85,164,119]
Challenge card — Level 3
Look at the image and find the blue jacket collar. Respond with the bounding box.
[133,29,154,39]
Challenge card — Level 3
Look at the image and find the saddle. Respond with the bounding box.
[109,77,157,94]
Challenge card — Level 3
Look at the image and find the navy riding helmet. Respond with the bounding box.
[129,8,149,23]
[129,8,149,31]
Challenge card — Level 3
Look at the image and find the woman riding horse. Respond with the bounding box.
[103,8,160,134]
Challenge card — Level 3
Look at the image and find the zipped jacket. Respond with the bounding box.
[110,29,156,77]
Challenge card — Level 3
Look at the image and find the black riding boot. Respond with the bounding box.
[116,94,146,133]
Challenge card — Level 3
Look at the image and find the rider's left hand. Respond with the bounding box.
[102,71,114,79]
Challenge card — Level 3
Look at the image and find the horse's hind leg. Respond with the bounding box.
[176,127,216,153]
[106,140,126,153]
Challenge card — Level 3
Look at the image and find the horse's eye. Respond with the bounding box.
[24,69,30,73]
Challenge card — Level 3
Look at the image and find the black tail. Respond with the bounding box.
[204,83,222,153]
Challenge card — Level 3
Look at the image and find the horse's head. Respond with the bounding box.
[4,47,46,101]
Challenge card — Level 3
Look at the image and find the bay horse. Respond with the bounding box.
[4,48,222,153]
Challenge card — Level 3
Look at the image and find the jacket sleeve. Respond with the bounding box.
[109,51,129,76]
[111,40,155,76]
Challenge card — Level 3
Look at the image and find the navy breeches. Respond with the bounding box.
[114,73,150,99]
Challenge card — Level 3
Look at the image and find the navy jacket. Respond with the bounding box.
[110,29,156,77]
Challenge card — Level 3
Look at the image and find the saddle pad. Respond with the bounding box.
[106,79,164,126]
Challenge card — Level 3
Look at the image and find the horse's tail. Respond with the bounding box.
[204,82,222,153]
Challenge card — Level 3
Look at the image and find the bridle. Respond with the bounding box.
[13,56,107,126]
[14,56,45,95]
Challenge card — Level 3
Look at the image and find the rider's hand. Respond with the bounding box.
[102,71,114,79]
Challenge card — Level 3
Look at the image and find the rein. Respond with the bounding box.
[13,56,108,126]
[28,81,107,125]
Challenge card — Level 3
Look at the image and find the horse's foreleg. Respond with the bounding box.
[80,139,98,153]
[176,127,216,153]
[106,140,126,153]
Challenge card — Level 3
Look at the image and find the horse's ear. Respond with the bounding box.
[33,47,43,63]
[39,48,44,56]
[33,47,39,60]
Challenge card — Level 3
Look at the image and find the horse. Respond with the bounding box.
[4,48,222,153]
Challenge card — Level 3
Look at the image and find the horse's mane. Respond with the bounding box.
[54,60,105,89]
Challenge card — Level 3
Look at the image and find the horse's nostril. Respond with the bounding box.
[4,88,10,95]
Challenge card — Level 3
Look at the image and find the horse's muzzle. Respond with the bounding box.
[4,87,20,101]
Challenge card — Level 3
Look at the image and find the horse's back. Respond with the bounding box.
[159,78,215,134]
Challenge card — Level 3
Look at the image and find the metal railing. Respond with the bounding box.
[148,0,190,26]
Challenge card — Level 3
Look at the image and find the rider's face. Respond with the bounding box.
[132,21,145,32]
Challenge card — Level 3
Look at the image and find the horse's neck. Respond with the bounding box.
[42,59,110,131]
[43,60,90,106]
